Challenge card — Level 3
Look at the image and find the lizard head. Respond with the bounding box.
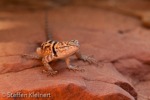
[63,39,80,54]
[68,39,80,47]
[55,39,80,58]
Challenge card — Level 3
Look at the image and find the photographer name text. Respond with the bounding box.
[2,92,51,98]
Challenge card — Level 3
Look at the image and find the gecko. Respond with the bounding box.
[22,10,99,76]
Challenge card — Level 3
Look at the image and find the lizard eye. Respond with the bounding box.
[74,39,78,43]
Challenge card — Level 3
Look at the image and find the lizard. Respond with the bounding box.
[22,9,100,76]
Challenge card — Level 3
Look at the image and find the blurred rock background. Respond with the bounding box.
[0,0,150,100]
[0,0,72,11]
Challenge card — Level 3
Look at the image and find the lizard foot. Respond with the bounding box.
[81,55,99,66]
[68,65,85,72]
[42,70,58,76]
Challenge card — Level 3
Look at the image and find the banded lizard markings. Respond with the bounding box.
[22,9,100,76]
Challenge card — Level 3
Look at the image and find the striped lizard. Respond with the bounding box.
[22,10,99,76]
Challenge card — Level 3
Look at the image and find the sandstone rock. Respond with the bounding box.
[1,1,150,99]
[0,63,136,100]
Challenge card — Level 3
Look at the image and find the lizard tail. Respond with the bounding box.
[45,8,53,40]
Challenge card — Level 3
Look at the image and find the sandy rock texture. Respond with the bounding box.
[0,0,150,100]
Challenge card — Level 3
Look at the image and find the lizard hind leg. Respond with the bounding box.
[65,57,84,72]
[22,54,42,60]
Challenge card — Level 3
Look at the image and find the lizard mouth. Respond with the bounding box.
[76,43,80,47]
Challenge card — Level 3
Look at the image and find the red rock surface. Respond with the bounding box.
[0,0,150,100]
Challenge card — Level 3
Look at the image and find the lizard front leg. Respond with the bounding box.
[75,50,99,66]
[65,57,84,71]
[42,55,57,76]
[22,54,42,60]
